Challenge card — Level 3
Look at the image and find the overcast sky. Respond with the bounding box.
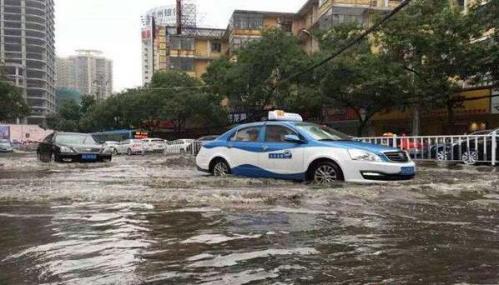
[54,0,306,92]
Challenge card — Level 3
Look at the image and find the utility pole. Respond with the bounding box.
[176,0,182,35]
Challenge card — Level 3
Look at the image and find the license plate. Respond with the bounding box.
[82,154,97,160]
[401,167,415,175]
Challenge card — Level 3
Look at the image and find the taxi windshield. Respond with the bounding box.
[295,123,351,141]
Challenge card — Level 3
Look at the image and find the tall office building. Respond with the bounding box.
[56,50,113,101]
[0,0,56,125]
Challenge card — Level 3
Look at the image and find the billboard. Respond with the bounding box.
[0,126,10,140]
[491,89,499,114]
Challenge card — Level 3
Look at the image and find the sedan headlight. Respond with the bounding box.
[348,149,382,162]
[60,146,74,153]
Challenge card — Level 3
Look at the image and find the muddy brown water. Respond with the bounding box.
[0,153,498,284]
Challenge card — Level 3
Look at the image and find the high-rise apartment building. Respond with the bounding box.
[56,50,113,101]
[0,0,56,125]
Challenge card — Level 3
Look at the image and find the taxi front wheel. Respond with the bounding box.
[309,161,343,184]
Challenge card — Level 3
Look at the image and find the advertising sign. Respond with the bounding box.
[491,89,499,114]
[0,126,10,140]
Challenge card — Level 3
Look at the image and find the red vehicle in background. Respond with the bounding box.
[399,134,427,157]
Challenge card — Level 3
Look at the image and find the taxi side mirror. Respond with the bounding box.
[284,134,304,144]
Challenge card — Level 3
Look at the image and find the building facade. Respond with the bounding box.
[141,1,403,83]
[0,0,56,125]
[56,50,113,101]
[224,10,294,55]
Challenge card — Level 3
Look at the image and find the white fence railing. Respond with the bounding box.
[164,142,202,156]
[357,132,497,166]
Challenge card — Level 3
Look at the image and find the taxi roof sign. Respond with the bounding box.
[268,111,303,122]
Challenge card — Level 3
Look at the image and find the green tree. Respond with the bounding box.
[0,78,30,122]
[203,29,311,120]
[469,0,499,86]
[56,87,82,107]
[376,0,488,133]
[46,99,81,132]
[151,71,227,134]
[80,95,97,115]
[315,24,409,136]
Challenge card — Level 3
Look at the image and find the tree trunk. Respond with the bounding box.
[357,120,367,137]
[447,101,455,135]
[411,104,421,136]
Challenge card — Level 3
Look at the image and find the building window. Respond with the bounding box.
[169,57,194,71]
[170,36,195,50]
[233,13,264,30]
[211,41,222,53]
[231,37,256,50]
[279,20,293,33]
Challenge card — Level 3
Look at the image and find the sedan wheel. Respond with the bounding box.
[127,149,132,156]
[312,162,340,185]
[462,151,478,165]
[38,152,53,163]
[436,150,448,161]
[112,148,118,155]
[212,160,230,177]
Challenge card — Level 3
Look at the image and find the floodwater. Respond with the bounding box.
[0,153,498,284]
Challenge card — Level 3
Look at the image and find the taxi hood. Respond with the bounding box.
[319,140,397,154]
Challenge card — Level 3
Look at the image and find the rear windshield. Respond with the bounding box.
[55,134,97,145]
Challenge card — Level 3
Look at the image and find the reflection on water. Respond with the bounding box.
[0,200,498,285]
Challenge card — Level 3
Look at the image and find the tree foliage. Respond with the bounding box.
[0,77,30,122]
[49,71,228,134]
[56,87,82,107]
[316,24,410,135]
[376,0,491,129]
[204,29,311,120]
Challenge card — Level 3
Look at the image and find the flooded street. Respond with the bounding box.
[0,153,498,284]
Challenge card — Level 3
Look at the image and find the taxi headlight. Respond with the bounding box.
[60,146,74,153]
[348,149,382,162]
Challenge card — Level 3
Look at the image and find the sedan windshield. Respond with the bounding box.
[55,134,97,145]
[0,139,10,144]
[295,123,351,141]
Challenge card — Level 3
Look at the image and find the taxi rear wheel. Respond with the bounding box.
[309,160,343,185]
[211,159,230,177]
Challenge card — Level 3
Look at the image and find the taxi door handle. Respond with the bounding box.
[227,144,233,149]
[262,145,268,151]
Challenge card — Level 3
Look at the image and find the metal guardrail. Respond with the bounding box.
[357,132,498,166]
[164,142,202,156]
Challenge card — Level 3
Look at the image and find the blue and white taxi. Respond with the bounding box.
[196,111,416,184]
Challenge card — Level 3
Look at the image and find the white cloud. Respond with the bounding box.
[55,0,306,92]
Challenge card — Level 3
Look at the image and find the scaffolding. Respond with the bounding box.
[176,0,197,35]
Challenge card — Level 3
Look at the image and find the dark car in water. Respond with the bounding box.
[0,139,14,153]
[429,130,499,164]
[37,132,112,163]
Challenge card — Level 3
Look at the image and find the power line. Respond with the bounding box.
[145,85,211,91]
[278,0,413,85]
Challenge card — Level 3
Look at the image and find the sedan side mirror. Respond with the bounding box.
[284,134,304,144]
